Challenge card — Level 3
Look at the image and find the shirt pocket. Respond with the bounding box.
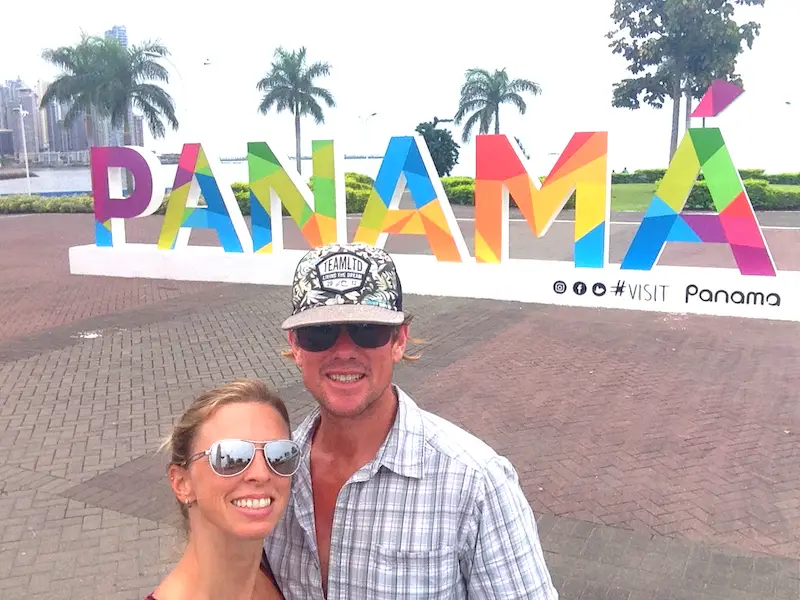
[371,544,460,599]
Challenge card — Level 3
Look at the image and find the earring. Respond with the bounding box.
[185,499,194,507]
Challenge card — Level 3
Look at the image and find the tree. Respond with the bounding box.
[453,68,542,143]
[257,46,335,174]
[40,34,108,147]
[41,34,179,192]
[415,121,460,177]
[607,0,764,160]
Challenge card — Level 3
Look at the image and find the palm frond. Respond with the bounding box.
[459,110,484,143]
[501,92,528,115]
[255,46,335,127]
[455,67,542,141]
[41,33,178,141]
[507,78,542,95]
[309,86,336,108]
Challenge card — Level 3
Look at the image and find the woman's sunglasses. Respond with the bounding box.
[294,323,394,352]
[185,438,302,478]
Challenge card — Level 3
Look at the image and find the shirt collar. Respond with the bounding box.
[292,385,425,481]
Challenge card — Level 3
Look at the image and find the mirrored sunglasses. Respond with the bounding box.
[294,323,394,352]
[186,438,302,478]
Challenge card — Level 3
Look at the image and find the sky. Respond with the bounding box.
[1,0,798,178]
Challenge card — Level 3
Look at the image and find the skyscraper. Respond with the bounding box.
[17,87,42,155]
[104,25,130,146]
[133,115,145,146]
[0,80,42,159]
[104,25,128,48]
[36,81,50,151]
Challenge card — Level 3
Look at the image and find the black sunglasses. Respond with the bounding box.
[294,323,394,352]
[185,438,301,478]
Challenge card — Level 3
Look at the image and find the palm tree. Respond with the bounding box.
[41,35,179,192]
[39,34,108,146]
[100,38,179,145]
[256,46,335,174]
[453,68,542,143]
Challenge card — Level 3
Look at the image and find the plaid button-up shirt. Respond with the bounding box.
[263,387,559,599]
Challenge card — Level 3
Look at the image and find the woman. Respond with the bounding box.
[145,379,301,600]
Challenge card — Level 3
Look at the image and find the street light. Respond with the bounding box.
[12,104,31,196]
[357,112,378,156]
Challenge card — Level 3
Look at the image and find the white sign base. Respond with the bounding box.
[68,244,800,322]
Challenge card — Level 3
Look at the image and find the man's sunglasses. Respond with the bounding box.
[185,438,302,478]
[294,323,394,352]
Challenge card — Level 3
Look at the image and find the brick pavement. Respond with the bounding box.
[3,212,799,344]
[0,215,799,598]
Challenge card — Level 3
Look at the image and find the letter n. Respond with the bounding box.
[247,139,345,253]
[157,144,252,253]
[352,136,469,262]
[475,133,609,267]
[621,128,776,276]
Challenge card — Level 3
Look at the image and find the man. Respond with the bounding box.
[262,242,558,599]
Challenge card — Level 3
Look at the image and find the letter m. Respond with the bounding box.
[474,133,609,267]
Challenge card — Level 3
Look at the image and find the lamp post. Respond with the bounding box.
[357,112,378,156]
[13,105,31,196]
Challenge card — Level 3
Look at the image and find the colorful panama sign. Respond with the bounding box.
[70,107,799,322]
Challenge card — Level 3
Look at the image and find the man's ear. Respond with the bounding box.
[286,331,302,366]
[168,464,194,505]
[391,324,409,363]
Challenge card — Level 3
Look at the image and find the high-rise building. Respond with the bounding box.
[133,115,145,146]
[0,86,10,130]
[1,79,24,134]
[36,81,51,151]
[1,80,41,159]
[62,104,89,152]
[104,25,131,147]
[104,25,128,48]
[0,130,14,155]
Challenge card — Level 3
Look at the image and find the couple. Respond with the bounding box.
[148,242,559,599]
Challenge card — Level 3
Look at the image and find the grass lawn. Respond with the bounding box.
[609,183,800,211]
[770,184,800,193]
[611,183,655,212]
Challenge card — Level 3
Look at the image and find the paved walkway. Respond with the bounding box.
[0,215,799,599]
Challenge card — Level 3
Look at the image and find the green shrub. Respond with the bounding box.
[673,178,800,211]
[611,172,650,184]
[0,195,94,214]
[766,172,800,185]
[446,183,475,205]
[738,169,767,180]
[346,188,370,213]
[345,172,375,187]
[440,176,475,188]
[634,169,667,183]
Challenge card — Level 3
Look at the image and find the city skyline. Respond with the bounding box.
[0,25,145,164]
[1,2,799,176]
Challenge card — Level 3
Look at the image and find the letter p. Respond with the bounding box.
[90,146,164,247]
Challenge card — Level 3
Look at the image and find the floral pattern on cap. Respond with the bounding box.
[289,243,403,316]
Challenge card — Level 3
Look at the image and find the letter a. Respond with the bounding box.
[353,136,469,262]
[157,143,252,253]
[621,128,776,276]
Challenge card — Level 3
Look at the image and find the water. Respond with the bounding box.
[0,157,385,196]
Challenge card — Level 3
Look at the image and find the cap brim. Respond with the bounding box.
[281,304,405,330]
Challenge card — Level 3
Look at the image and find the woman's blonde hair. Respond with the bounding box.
[159,379,291,525]
[280,313,424,361]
